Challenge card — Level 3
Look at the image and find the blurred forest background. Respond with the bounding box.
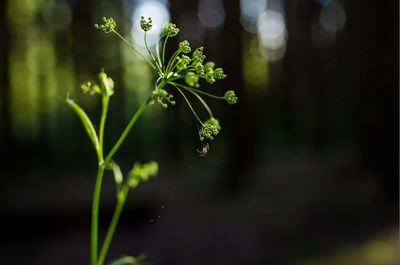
[0,0,398,265]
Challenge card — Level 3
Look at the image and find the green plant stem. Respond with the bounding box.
[97,185,129,265]
[171,83,204,125]
[112,29,157,71]
[165,49,181,74]
[94,81,164,264]
[104,98,150,165]
[99,95,109,156]
[156,37,163,67]
[169,82,225,100]
[144,32,162,74]
[162,36,169,71]
[186,89,213,118]
[91,165,106,265]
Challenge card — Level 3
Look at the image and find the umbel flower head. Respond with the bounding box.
[94,17,116,33]
[140,16,153,31]
[94,16,238,146]
[164,22,179,37]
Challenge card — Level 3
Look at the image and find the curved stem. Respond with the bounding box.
[171,83,204,125]
[91,165,105,265]
[97,185,129,265]
[186,89,213,118]
[112,29,157,71]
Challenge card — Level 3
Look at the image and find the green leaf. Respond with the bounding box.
[66,96,100,156]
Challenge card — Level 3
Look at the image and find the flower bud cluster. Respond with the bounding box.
[94,17,116,33]
[80,70,115,97]
[199,123,219,141]
[99,71,114,96]
[81,81,101,95]
[140,16,153,31]
[176,55,191,71]
[185,72,200,87]
[150,88,176,109]
[179,40,191,53]
[128,161,158,188]
[164,22,179,37]
[224,90,237,104]
[205,117,221,131]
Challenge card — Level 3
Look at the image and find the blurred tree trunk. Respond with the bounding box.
[344,0,398,200]
[0,1,13,163]
[220,0,254,195]
[282,0,316,144]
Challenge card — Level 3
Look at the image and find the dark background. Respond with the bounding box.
[0,0,398,265]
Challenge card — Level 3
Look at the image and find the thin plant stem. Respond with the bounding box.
[94,82,165,265]
[99,95,109,156]
[162,36,169,71]
[168,82,225,100]
[104,98,150,165]
[165,49,180,74]
[112,30,157,71]
[97,185,129,265]
[144,31,162,74]
[91,165,106,265]
[104,81,166,165]
[156,37,163,68]
[172,83,204,125]
[185,88,213,118]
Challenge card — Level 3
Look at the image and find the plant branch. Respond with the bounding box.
[97,185,129,265]
[112,29,157,71]
[104,98,150,165]
[171,83,204,125]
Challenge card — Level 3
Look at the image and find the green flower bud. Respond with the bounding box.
[176,55,191,71]
[94,17,116,33]
[199,123,219,141]
[205,117,221,131]
[128,161,158,188]
[150,88,176,108]
[204,61,215,74]
[224,90,237,104]
[80,81,101,96]
[164,22,179,37]
[205,72,216,84]
[185,72,199,87]
[179,40,191,53]
[99,70,114,96]
[140,16,153,31]
[194,62,205,75]
[214,68,226,79]
[192,47,206,64]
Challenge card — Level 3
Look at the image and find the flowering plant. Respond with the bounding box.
[67,16,237,265]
